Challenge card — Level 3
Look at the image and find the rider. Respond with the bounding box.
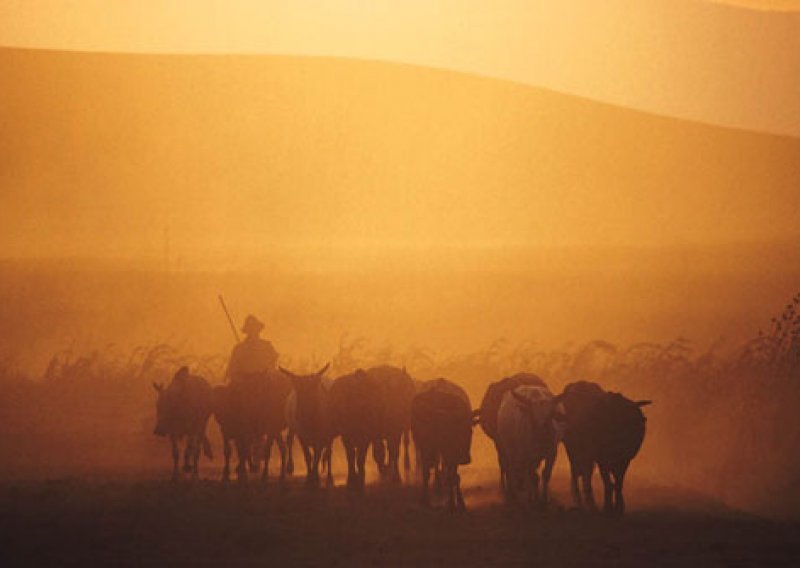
[225,314,279,387]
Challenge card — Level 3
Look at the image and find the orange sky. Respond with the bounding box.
[1,1,799,137]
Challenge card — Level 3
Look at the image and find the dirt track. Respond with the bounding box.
[0,471,797,567]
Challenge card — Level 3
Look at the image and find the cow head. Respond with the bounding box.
[511,388,562,440]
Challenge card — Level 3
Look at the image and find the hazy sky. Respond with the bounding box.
[1,0,799,137]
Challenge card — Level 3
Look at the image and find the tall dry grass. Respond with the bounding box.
[0,293,798,514]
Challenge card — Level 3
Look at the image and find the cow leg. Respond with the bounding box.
[530,468,541,509]
[222,435,232,482]
[325,440,334,487]
[343,438,357,489]
[170,435,181,482]
[275,434,287,481]
[420,462,431,507]
[286,429,295,476]
[598,464,613,514]
[433,458,444,497]
[191,434,202,480]
[454,468,465,512]
[183,438,193,474]
[402,429,411,475]
[445,465,458,512]
[235,437,249,483]
[583,464,597,511]
[301,443,314,483]
[372,439,387,478]
[356,443,369,489]
[494,441,506,491]
[612,461,629,515]
[249,438,262,474]
[541,454,555,510]
[262,435,273,483]
[387,435,401,483]
[570,465,582,509]
[310,444,323,486]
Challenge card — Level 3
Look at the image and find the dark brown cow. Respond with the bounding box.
[556,381,606,509]
[280,364,333,486]
[329,369,384,489]
[153,366,214,481]
[477,373,547,489]
[411,378,474,511]
[366,365,416,483]
[212,369,293,483]
[557,381,651,514]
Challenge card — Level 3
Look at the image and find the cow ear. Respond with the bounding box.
[636,400,652,407]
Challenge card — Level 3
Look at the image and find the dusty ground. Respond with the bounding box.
[0,468,797,567]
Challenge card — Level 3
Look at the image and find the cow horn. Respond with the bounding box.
[636,400,653,407]
[316,363,330,376]
[279,366,299,379]
[152,382,163,393]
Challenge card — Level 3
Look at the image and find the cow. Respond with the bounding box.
[152,366,214,481]
[477,373,547,490]
[212,369,293,483]
[496,384,561,508]
[556,381,651,515]
[411,378,474,511]
[554,380,606,510]
[329,369,384,489]
[280,364,333,486]
[366,365,416,483]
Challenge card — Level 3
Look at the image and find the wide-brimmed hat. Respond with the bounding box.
[241,314,265,335]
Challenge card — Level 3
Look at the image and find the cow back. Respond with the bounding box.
[329,370,384,444]
[366,365,415,437]
[411,378,473,465]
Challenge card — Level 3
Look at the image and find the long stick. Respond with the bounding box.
[218,294,241,344]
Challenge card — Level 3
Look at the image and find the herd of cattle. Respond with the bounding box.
[153,366,651,514]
